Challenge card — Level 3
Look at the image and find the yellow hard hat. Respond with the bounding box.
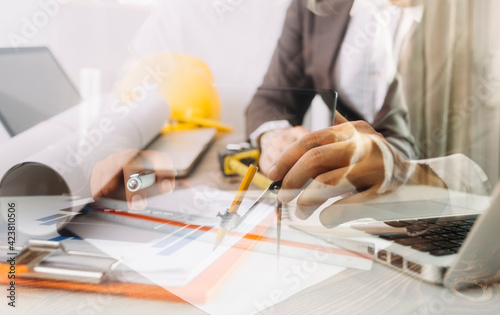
[116,53,232,132]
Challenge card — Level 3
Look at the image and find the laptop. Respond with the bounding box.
[0,47,81,139]
[331,182,500,290]
[0,47,214,177]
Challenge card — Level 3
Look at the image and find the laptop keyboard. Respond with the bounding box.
[377,214,479,256]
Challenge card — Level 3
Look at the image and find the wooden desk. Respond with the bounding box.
[2,133,500,314]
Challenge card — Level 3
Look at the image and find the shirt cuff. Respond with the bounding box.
[249,120,292,148]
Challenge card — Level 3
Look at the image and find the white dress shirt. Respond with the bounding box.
[249,0,423,145]
[333,0,423,124]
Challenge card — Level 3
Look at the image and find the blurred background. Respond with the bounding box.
[0,0,499,183]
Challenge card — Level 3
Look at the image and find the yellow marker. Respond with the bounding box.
[214,164,258,249]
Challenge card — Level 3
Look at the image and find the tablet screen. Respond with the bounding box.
[0,47,81,136]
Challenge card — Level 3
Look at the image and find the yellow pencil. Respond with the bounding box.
[214,164,258,249]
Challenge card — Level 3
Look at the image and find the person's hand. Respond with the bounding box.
[91,149,175,210]
[267,112,426,227]
[259,126,309,174]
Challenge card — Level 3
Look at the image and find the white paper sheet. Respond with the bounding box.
[197,253,345,315]
[73,187,276,287]
[3,92,167,195]
[86,186,362,313]
[0,91,169,237]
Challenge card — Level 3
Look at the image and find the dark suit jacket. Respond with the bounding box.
[245,0,418,160]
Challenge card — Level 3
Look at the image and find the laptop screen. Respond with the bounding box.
[0,47,81,136]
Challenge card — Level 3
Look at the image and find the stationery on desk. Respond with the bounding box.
[0,180,373,308]
[0,110,373,312]
[0,47,375,314]
[0,191,276,303]
[0,179,378,315]
[214,165,258,249]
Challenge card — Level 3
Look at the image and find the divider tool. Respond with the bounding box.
[214,166,283,262]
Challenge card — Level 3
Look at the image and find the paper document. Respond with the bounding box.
[0,92,168,200]
[63,187,276,287]
[0,92,168,238]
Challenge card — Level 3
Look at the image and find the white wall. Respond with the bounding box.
[0,0,291,134]
[128,0,292,133]
[0,0,153,95]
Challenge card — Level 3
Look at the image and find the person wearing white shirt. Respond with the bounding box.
[246,0,491,227]
[247,0,422,172]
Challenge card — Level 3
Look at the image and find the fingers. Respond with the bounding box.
[90,149,138,200]
[333,110,348,125]
[288,139,387,219]
[123,150,175,211]
[122,155,147,210]
[90,162,107,199]
[259,145,283,175]
[264,119,411,228]
[139,150,175,194]
[268,125,356,182]
[277,140,356,203]
[90,149,175,211]
[259,127,309,174]
[345,140,385,190]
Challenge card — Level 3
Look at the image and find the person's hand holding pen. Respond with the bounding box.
[91,149,175,210]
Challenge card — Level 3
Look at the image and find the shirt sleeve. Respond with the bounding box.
[245,0,315,138]
[248,120,292,148]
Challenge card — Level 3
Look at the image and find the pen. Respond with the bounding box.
[214,164,258,250]
[127,171,156,192]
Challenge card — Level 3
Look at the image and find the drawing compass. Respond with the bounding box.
[214,166,283,261]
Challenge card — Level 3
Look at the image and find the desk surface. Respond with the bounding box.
[2,133,500,315]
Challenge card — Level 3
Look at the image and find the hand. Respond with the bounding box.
[259,126,309,174]
[91,149,175,210]
[267,112,433,227]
